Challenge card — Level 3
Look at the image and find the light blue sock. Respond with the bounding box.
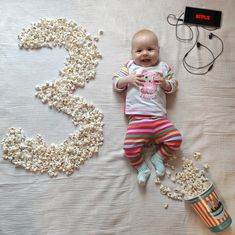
[151,153,166,176]
[136,161,151,186]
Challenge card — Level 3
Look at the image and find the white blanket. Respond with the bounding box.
[0,0,234,234]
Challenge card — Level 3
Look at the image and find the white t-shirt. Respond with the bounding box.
[113,60,178,117]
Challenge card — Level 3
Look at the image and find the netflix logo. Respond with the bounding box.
[195,14,211,21]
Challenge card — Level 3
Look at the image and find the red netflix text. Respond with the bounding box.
[195,14,211,21]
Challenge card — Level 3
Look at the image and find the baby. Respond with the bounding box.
[113,29,182,186]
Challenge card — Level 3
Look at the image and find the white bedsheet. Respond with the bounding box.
[0,0,234,234]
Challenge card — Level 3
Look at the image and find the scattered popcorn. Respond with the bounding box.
[203,163,210,171]
[164,204,169,209]
[93,36,99,42]
[1,18,104,177]
[166,170,171,178]
[160,185,171,195]
[155,176,161,184]
[165,162,170,168]
[155,154,211,202]
[165,163,175,170]
[159,184,184,201]
[98,29,104,35]
[193,152,201,160]
[170,165,175,170]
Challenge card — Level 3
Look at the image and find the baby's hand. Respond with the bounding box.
[127,73,145,87]
[154,74,171,91]
[154,74,165,86]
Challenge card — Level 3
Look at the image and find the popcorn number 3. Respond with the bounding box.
[1,18,104,177]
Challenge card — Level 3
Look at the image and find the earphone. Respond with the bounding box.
[167,13,224,75]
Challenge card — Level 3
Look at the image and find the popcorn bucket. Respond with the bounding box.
[185,182,232,233]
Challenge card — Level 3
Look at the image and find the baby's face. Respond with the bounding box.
[132,33,159,67]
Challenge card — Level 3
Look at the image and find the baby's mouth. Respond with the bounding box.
[142,59,151,63]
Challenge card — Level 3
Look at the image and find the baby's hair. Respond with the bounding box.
[131,29,159,46]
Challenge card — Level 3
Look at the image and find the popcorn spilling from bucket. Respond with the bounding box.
[155,152,211,202]
[157,152,232,232]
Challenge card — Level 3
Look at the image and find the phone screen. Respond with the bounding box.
[183,7,222,28]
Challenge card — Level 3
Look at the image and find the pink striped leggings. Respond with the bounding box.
[123,116,182,169]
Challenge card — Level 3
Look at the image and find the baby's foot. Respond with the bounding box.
[151,153,165,176]
[137,162,151,186]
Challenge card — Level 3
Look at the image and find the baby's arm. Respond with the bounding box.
[164,75,178,94]
[112,61,144,92]
[154,75,172,92]
[159,63,178,94]
[116,74,145,89]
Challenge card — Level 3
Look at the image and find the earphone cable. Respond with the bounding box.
[167,12,224,75]
[183,26,216,70]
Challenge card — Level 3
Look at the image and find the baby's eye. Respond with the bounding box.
[136,50,142,53]
[148,48,154,51]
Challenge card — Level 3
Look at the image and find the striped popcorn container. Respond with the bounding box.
[185,183,232,233]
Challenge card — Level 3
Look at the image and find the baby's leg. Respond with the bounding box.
[151,117,182,176]
[123,118,152,185]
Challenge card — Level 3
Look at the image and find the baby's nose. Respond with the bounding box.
[142,50,148,55]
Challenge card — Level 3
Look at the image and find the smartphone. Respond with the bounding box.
[183,6,222,28]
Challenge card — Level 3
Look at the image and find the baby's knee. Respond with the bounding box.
[123,146,142,157]
[174,132,183,149]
